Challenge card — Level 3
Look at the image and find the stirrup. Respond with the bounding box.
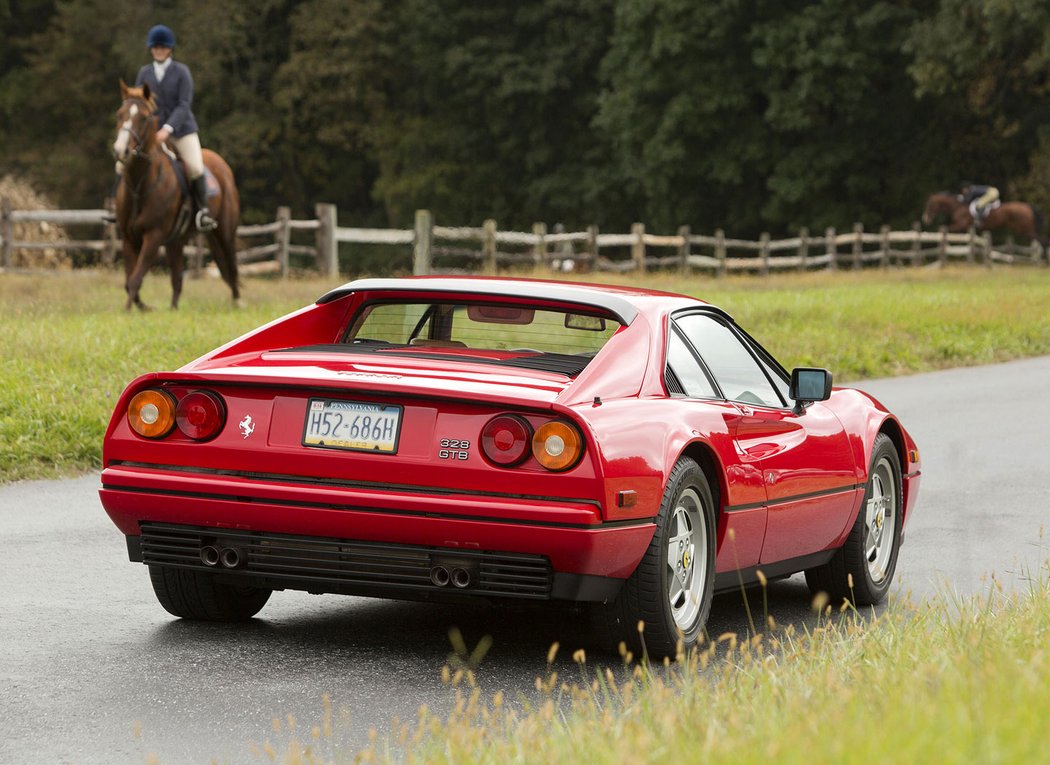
[195,209,218,232]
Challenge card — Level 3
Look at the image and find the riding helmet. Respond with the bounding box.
[146,24,176,49]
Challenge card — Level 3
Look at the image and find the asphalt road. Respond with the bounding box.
[3,356,1049,764]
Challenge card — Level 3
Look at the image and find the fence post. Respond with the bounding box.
[825,227,837,271]
[275,206,291,278]
[852,222,863,269]
[532,222,546,268]
[879,225,890,269]
[1,197,11,269]
[483,218,498,274]
[315,202,338,276]
[967,226,977,264]
[798,227,809,271]
[631,222,646,272]
[413,209,433,275]
[937,225,948,266]
[983,231,993,268]
[583,223,600,270]
[715,228,726,277]
[759,232,770,276]
[677,225,690,276]
[911,222,922,266]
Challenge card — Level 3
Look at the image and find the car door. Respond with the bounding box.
[672,312,860,566]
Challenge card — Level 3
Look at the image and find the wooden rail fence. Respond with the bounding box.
[2,201,1046,276]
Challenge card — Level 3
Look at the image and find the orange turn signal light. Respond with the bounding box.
[127,389,176,439]
[532,420,584,472]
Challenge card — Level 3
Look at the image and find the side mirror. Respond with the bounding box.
[789,367,833,414]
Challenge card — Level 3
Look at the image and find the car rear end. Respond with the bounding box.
[99,281,658,608]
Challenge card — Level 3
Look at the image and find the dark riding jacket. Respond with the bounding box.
[961,185,992,204]
[134,60,199,137]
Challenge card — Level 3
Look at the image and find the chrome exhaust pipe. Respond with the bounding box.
[430,565,451,587]
[219,546,244,569]
[451,567,472,589]
[200,545,220,567]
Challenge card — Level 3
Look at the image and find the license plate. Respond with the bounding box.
[302,399,402,454]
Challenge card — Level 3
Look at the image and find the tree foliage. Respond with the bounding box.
[0,0,1048,237]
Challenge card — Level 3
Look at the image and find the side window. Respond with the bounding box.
[756,352,791,402]
[665,328,718,398]
[675,314,785,408]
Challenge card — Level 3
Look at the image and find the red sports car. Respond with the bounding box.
[100,277,920,657]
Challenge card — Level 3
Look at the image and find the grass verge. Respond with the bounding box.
[265,572,1050,764]
[3,265,1050,482]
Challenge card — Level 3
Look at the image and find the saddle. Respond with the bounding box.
[160,144,220,242]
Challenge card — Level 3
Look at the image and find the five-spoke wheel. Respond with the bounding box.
[592,457,716,659]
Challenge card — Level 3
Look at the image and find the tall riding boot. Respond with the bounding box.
[191,175,218,232]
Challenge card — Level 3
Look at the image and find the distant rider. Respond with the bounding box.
[135,24,217,232]
[958,182,1000,226]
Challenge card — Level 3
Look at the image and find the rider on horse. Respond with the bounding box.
[959,181,1000,227]
[135,24,217,232]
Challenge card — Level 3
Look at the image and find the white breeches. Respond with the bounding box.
[172,133,205,179]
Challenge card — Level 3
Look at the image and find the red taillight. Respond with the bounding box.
[175,390,226,441]
[481,415,532,466]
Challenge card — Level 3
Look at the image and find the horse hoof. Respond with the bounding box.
[234,298,245,310]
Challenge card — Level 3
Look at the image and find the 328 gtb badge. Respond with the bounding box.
[438,438,470,460]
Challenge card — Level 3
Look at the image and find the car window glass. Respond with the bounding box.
[349,301,620,354]
[675,314,783,407]
[665,329,718,398]
[757,353,790,401]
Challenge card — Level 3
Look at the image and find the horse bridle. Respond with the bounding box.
[115,96,169,222]
[116,97,156,165]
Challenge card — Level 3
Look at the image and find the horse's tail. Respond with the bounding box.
[1032,204,1048,247]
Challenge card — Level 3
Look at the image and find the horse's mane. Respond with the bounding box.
[123,84,157,112]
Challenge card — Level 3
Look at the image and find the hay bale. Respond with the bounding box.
[0,175,72,269]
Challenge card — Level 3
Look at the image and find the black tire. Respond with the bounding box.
[148,565,271,621]
[592,457,716,659]
[805,433,903,605]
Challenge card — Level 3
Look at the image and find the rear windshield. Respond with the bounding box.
[295,300,625,376]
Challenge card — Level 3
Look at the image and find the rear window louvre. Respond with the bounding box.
[272,345,592,377]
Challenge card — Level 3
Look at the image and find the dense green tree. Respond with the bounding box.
[361,0,615,228]
[907,0,1050,212]
[272,0,392,224]
[751,1,943,231]
[2,0,1047,245]
[179,0,301,221]
[0,0,56,152]
[596,0,768,232]
[1,0,148,205]
[598,0,942,235]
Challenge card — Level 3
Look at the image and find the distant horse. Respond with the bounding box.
[112,80,241,311]
[922,191,1047,249]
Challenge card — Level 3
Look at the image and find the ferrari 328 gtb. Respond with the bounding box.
[99,277,920,657]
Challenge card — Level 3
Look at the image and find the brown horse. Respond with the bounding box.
[112,80,241,311]
[922,191,1047,248]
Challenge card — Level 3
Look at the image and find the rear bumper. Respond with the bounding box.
[100,465,654,601]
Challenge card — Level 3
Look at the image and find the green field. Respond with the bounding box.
[3,265,1050,482]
